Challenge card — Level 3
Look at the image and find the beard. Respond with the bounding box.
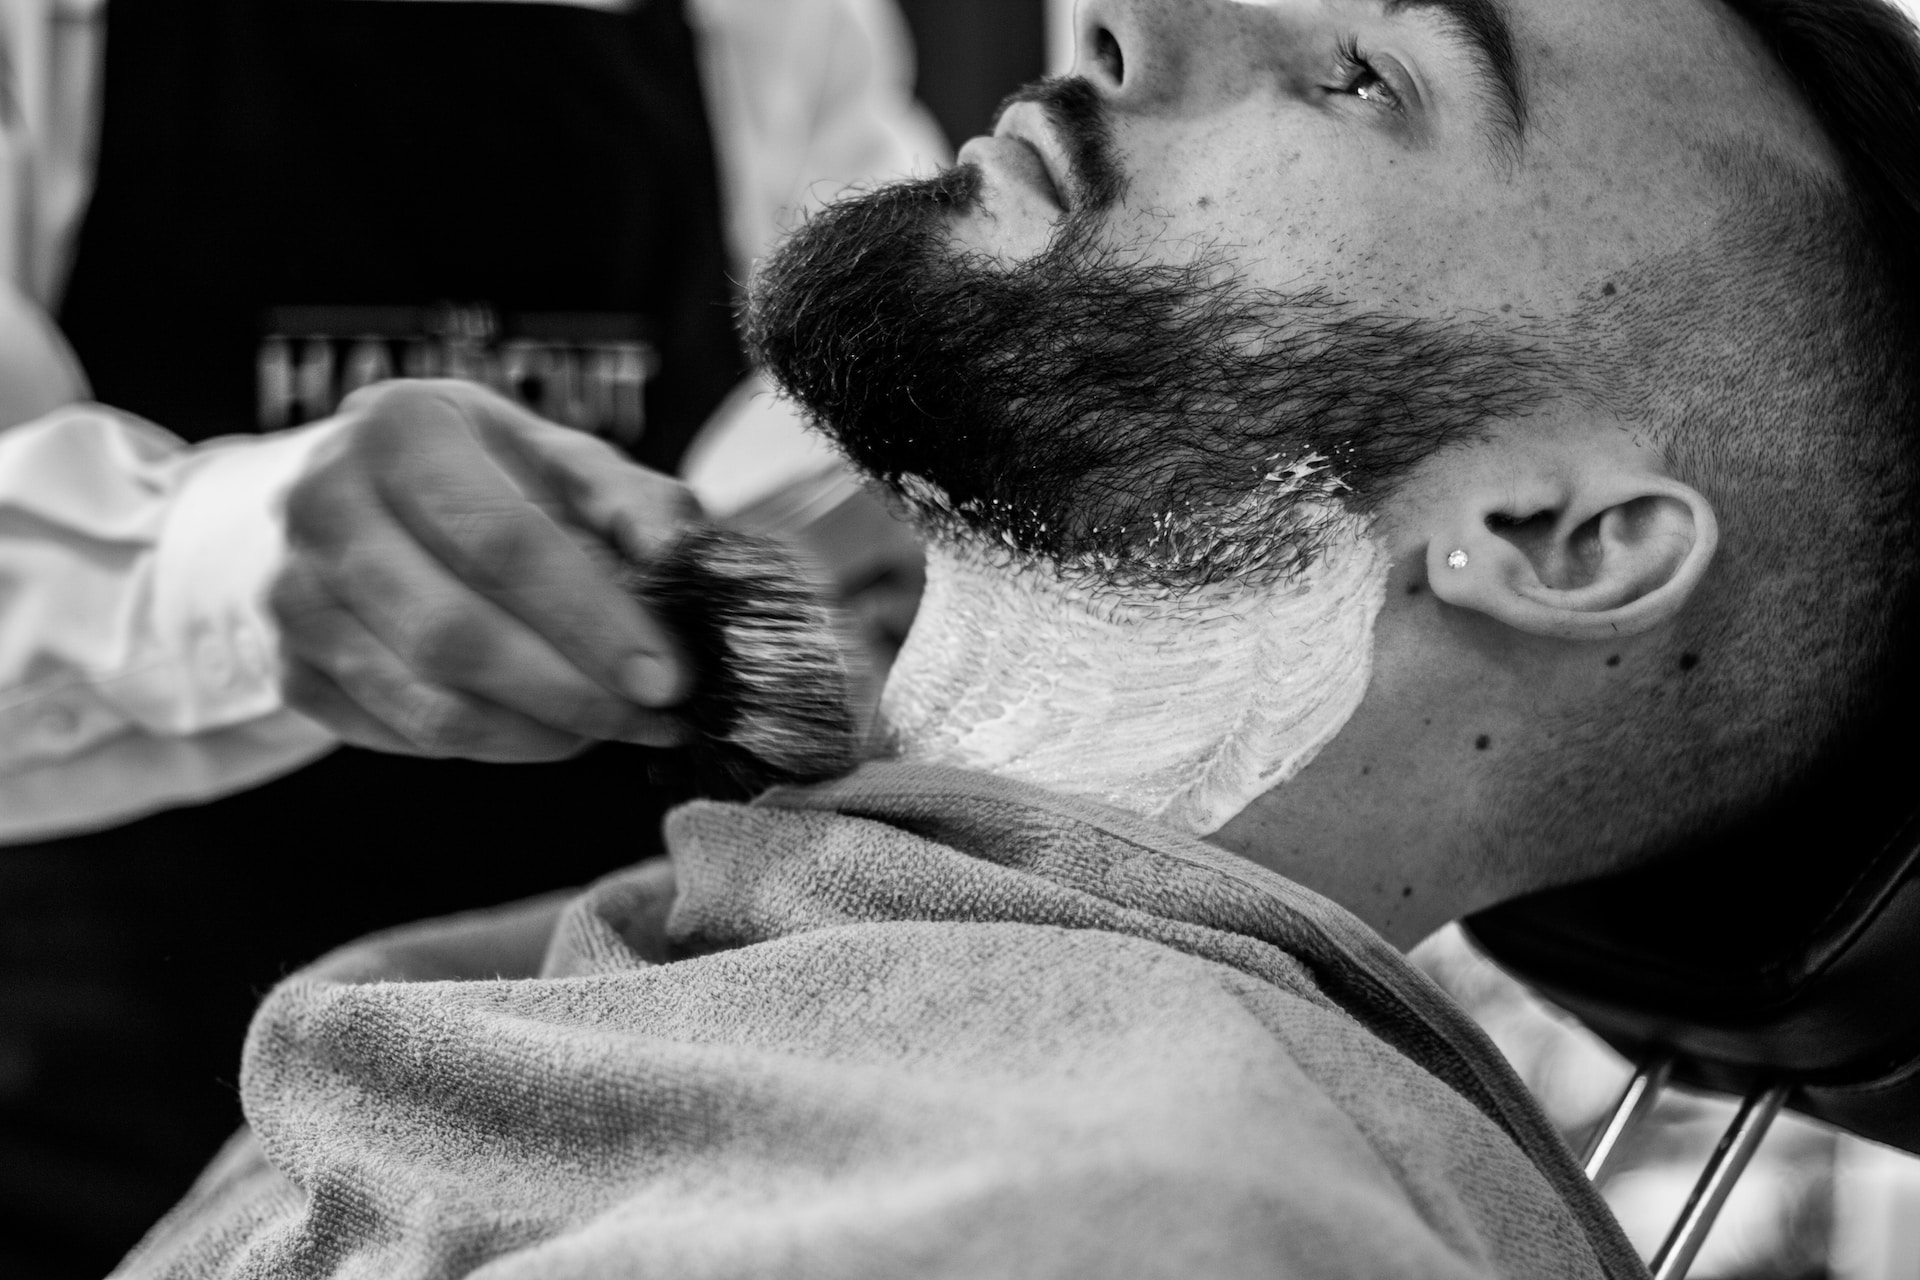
[743,78,1559,591]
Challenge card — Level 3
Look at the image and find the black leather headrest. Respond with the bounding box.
[1466,782,1920,1155]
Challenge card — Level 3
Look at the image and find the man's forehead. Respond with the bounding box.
[1499,0,1831,168]
[1497,0,1844,310]
[1213,0,1825,168]
[1407,0,1843,262]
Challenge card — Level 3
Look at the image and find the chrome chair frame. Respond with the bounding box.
[1466,786,1920,1279]
[1580,1058,1789,1280]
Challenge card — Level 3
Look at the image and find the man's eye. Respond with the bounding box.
[1331,38,1404,111]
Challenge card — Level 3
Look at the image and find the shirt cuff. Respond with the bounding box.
[109,419,348,734]
[0,710,335,845]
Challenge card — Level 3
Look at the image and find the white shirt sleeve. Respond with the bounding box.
[689,0,950,281]
[0,407,343,843]
[0,0,951,842]
[681,0,950,516]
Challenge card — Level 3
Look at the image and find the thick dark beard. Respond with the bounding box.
[743,81,1562,590]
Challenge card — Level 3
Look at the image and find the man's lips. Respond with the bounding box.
[958,100,1076,211]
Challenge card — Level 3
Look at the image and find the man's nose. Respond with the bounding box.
[1070,0,1278,111]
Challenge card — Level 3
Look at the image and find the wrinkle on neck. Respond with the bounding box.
[879,526,1389,834]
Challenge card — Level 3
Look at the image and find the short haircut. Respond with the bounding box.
[1489,0,1920,877]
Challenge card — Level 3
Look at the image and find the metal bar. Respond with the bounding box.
[1584,1057,1673,1183]
[1649,1083,1791,1280]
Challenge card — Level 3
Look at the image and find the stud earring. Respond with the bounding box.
[1445,549,1469,570]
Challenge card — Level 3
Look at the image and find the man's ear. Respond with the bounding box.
[1421,436,1718,641]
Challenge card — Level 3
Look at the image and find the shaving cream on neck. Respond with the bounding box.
[879,518,1391,834]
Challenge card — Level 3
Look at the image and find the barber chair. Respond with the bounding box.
[1465,766,1920,1280]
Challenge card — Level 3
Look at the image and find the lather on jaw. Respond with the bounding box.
[879,511,1390,835]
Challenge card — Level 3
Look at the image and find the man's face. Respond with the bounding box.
[957,0,1826,323]
[746,0,1857,926]
[748,0,1827,587]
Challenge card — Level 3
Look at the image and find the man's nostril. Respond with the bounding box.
[1093,26,1125,85]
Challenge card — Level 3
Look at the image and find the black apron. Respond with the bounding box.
[4,3,746,1274]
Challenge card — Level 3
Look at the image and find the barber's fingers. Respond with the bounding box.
[282,654,429,757]
[278,496,687,749]
[467,391,706,567]
[330,383,689,707]
[274,565,436,755]
[275,564,594,761]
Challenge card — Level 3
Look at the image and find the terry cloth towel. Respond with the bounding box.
[116,762,1646,1280]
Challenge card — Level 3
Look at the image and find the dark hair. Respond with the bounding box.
[1497,0,1920,876]
[1720,0,1920,267]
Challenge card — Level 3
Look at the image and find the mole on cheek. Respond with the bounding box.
[1602,282,1618,297]
[1606,654,1621,667]
[1474,734,1491,750]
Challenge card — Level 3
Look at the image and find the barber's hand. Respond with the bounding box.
[270,379,695,761]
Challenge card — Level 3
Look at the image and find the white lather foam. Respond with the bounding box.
[880,515,1390,835]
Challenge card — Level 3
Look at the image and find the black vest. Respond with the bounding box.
[6,4,745,1273]
[61,0,746,466]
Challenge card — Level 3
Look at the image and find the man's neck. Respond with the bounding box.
[876,537,1389,836]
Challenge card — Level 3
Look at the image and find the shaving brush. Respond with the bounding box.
[623,525,863,797]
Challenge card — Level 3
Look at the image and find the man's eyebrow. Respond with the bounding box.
[1383,0,1528,151]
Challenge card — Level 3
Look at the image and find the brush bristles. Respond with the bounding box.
[624,526,862,797]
